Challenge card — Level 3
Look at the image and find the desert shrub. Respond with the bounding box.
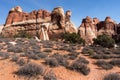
[76,57,89,64]
[112,34,120,43]
[7,46,23,53]
[104,50,112,55]
[95,60,113,70]
[14,46,23,53]
[29,54,40,60]
[0,38,12,43]
[44,70,57,80]
[25,50,45,60]
[43,49,52,53]
[68,57,90,75]
[67,53,78,60]
[32,49,41,54]
[51,53,68,67]
[109,59,120,67]
[37,52,48,59]
[44,57,59,67]
[43,45,53,48]
[66,47,75,52]
[69,62,90,75]
[16,38,26,42]
[25,51,41,60]
[103,73,120,80]
[57,46,74,52]
[62,33,85,45]
[11,54,19,62]
[16,58,26,66]
[113,49,120,55]
[15,41,24,46]
[0,52,10,59]
[14,30,32,38]
[7,46,15,52]
[67,54,77,60]
[82,48,95,56]
[31,45,41,50]
[28,39,37,45]
[20,53,26,57]
[93,46,105,53]
[71,46,78,50]
[92,54,111,59]
[93,34,115,48]
[87,49,95,55]
[16,63,44,77]
[25,51,35,57]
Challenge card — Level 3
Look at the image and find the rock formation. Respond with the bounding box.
[48,7,77,40]
[5,6,51,26]
[78,16,97,44]
[117,23,120,34]
[112,23,120,43]
[2,6,77,40]
[3,6,120,44]
[51,7,65,29]
[0,25,4,34]
[64,10,77,33]
[78,16,118,44]
[93,18,100,25]
[3,6,51,39]
[97,16,117,36]
[5,6,24,25]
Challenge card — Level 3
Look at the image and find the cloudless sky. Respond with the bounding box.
[0,0,120,27]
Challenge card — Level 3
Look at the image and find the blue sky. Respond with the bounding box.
[0,0,120,27]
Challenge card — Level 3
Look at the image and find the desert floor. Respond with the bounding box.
[0,38,120,80]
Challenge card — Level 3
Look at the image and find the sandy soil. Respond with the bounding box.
[0,39,120,80]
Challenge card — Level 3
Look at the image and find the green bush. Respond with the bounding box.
[93,34,115,48]
[14,30,32,38]
[62,33,85,45]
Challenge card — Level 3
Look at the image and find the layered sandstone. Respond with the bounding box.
[5,6,51,26]
[78,16,118,44]
[2,6,77,40]
[48,7,77,40]
[0,25,4,33]
[78,16,97,44]
[97,16,117,36]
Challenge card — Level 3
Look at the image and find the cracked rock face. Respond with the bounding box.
[51,7,65,29]
[79,16,97,44]
[2,6,77,40]
[97,17,116,36]
[5,6,51,26]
